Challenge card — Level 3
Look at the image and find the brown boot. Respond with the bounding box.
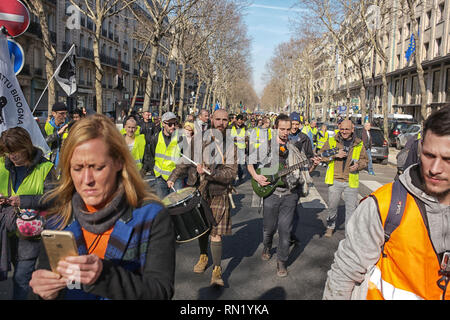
[210,266,224,286]
[261,247,271,261]
[324,228,334,238]
[193,254,208,273]
[277,260,288,277]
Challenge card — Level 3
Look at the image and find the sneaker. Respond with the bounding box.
[193,254,208,273]
[261,247,271,261]
[277,260,288,277]
[324,228,334,238]
[369,171,375,176]
[210,266,224,286]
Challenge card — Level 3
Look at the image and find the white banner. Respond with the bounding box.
[0,33,50,154]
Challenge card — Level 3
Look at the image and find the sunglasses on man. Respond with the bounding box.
[164,121,178,127]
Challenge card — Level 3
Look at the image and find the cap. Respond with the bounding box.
[52,102,67,112]
[290,112,300,122]
[161,112,177,122]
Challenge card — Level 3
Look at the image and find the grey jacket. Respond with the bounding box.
[322,164,450,299]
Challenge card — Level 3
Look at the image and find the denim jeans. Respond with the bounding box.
[12,258,37,300]
[366,148,374,173]
[154,176,183,199]
[326,180,359,231]
[263,192,299,262]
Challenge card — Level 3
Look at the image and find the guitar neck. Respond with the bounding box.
[278,163,303,177]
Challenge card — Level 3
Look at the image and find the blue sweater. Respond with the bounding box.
[36,202,176,300]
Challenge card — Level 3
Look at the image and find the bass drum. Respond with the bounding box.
[162,187,211,243]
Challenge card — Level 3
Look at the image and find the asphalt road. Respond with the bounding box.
[0,156,398,301]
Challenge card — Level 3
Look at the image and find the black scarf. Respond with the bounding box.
[72,186,127,234]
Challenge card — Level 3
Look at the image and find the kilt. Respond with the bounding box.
[208,194,232,236]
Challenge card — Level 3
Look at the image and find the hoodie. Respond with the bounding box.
[322,164,450,299]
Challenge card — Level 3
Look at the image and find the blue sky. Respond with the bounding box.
[243,0,303,97]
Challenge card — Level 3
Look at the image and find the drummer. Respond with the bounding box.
[167,109,238,287]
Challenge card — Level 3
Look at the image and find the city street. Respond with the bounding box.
[0,153,398,300]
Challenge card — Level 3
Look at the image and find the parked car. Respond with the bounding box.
[354,126,389,165]
[396,124,421,149]
[384,120,417,147]
[33,110,48,133]
[326,123,338,138]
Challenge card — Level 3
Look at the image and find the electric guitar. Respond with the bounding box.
[251,148,339,198]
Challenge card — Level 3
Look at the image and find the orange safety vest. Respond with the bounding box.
[366,182,450,300]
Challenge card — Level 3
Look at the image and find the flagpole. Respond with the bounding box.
[31,44,76,115]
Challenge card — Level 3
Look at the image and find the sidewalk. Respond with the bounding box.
[388,147,399,166]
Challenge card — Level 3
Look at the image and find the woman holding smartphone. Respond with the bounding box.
[29,114,176,300]
[0,127,56,299]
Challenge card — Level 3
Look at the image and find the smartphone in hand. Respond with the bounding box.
[41,230,78,275]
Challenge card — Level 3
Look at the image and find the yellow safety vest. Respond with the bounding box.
[252,127,272,149]
[128,134,146,170]
[120,125,141,136]
[153,131,181,180]
[0,157,53,196]
[316,131,329,149]
[324,136,363,188]
[231,126,246,150]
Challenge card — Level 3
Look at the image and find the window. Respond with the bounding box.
[426,10,432,28]
[446,69,450,102]
[402,78,408,103]
[437,2,445,22]
[435,38,442,57]
[432,70,440,102]
[411,75,418,103]
[424,42,429,60]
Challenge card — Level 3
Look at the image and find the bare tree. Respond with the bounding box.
[69,0,136,114]
[23,0,56,115]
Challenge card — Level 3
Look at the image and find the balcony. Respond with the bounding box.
[100,54,118,67]
[80,47,94,60]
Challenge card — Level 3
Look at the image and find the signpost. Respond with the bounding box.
[7,38,24,74]
[0,0,30,37]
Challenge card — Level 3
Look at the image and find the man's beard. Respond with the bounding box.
[424,183,450,200]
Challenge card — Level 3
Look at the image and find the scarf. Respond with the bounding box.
[72,186,128,234]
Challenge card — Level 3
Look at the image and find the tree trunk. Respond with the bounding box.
[93,22,103,114]
[143,44,158,112]
[178,62,186,118]
[159,73,166,115]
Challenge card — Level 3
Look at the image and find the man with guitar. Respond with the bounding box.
[247,114,320,277]
[318,119,368,238]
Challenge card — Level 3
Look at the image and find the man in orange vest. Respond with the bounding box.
[323,105,450,300]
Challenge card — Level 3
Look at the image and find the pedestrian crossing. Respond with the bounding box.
[298,179,386,209]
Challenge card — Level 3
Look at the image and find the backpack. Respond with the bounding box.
[372,180,427,256]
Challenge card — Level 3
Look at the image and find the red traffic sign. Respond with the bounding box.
[0,0,30,37]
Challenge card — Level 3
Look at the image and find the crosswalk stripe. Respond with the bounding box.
[299,183,328,209]
[360,180,384,192]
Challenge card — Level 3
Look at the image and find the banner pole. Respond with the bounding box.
[31,44,76,114]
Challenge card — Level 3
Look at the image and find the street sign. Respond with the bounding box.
[7,38,24,75]
[0,0,30,37]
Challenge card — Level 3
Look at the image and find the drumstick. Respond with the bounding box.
[181,154,211,175]
[228,193,236,209]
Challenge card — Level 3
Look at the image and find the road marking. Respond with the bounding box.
[299,183,328,209]
[360,180,384,192]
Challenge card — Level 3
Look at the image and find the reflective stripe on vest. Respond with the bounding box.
[153,131,181,180]
[130,134,146,170]
[324,137,363,188]
[231,126,246,149]
[253,128,272,149]
[0,157,53,195]
[366,182,449,300]
[317,131,328,149]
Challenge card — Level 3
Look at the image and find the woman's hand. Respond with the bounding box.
[29,269,67,300]
[57,254,103,286]
[7,196,20,207]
